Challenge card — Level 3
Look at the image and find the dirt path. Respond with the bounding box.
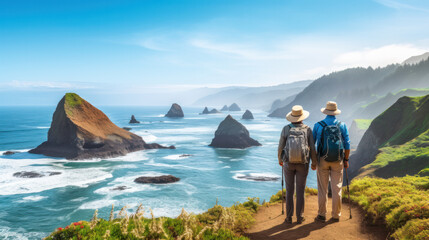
[245,195,388,240]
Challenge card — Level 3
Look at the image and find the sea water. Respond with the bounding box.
[0,106,317,239]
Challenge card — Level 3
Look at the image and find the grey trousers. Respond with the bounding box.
[284,163,309,218]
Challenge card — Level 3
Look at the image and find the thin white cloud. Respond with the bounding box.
[189,39,294,60]
[6,81,95,90]
[375,0,429,13]
[137,38,169,51]
[333,44,427,68]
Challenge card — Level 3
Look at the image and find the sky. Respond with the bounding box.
[0,0,429,105]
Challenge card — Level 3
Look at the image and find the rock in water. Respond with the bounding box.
[13,171,44,178]
[165,103,184,117]
[209,108,220,114]
[3,151,17,156]
[129,115,140,124]
[201,107,210,114]
[122,127,132,131]
[29,93,174,160]
[221,105,229,111]
[242,110,254,119]
[209,115,261,148]
[228,103,241,111]
[134,175,180,184]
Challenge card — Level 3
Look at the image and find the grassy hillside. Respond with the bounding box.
[355,88,429,119]
[270,58,429,122]
[354,119,372,129]
[349,94,429,179]
[268,65,397,120]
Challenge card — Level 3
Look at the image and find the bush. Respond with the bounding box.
[45,198,259,240]
[347,175,429,239]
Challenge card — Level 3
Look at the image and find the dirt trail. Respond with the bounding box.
[245,195,388,240]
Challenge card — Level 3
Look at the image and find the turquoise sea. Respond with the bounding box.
[0,106,317,239]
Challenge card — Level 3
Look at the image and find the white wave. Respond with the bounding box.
[80,196,205,218]
[144,161,215,171]
[163,154,192,160]
[0,226,45,240]
[230,158,244,162]
[149,127,214,135]
[16,195,48,203]
[35,126,49,129]
[156,136,200,143]
[221,166,231,169]
[0,158,113,195]
[70,197,88,202]
[133,131,158,143]
[0,149,31,155]
[94,173,161,196]
[232,172,280,182]
[244,124,279,132]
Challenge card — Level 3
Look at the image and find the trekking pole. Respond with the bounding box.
[345,168,352,219]
[281,163,285,215]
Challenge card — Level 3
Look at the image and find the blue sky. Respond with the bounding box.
[0,0,429,105]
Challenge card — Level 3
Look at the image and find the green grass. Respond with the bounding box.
[347,176,429,240]
[64,93,83,108]
[359,129,429,178]
[45,198,260,240]
[354,119,372,130]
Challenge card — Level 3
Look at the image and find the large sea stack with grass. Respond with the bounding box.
[30,93,174,160]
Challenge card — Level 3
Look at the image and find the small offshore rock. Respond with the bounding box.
[242,110,254,119]
[3,151,17,156]
[134,175,180,184]
[165,103,184,118]
[13,171,44,178]
[129,115,140,124]
[112,186,130,191]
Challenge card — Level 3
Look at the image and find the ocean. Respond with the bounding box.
[0,106,317,239]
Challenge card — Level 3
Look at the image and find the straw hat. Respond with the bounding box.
[286,105,310,122]
[321,101,341,115]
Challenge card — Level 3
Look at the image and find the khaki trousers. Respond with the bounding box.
[317,159,343,219]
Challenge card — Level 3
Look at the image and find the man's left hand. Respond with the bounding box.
[344,161,349,169]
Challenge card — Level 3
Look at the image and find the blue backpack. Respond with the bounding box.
[318,121,344,162]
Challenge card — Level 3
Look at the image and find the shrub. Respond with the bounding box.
[347,175,429,239]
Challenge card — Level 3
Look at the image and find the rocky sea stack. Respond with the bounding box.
[134,175,180,184]
[209,115,261,148]
[242,110,254,119]
[129,115,140,124]
[30,93,174,160]
[201,107,210,114]
[165,103,184,118]
[221,105,229,111]
[228,103,241,111]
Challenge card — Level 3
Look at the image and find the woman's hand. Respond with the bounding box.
[311,164,317,170]
[279,160,283,166]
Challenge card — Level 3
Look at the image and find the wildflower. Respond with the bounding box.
[65,226,69,229]
[57,227,63,231]
[80,225,84,229]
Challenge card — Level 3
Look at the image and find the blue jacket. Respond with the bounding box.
[313,115,351,150]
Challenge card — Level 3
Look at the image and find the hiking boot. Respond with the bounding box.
[297,216,305,224]
[314,215,326,223]
[329,217,340,223]
[284,217,293,224]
